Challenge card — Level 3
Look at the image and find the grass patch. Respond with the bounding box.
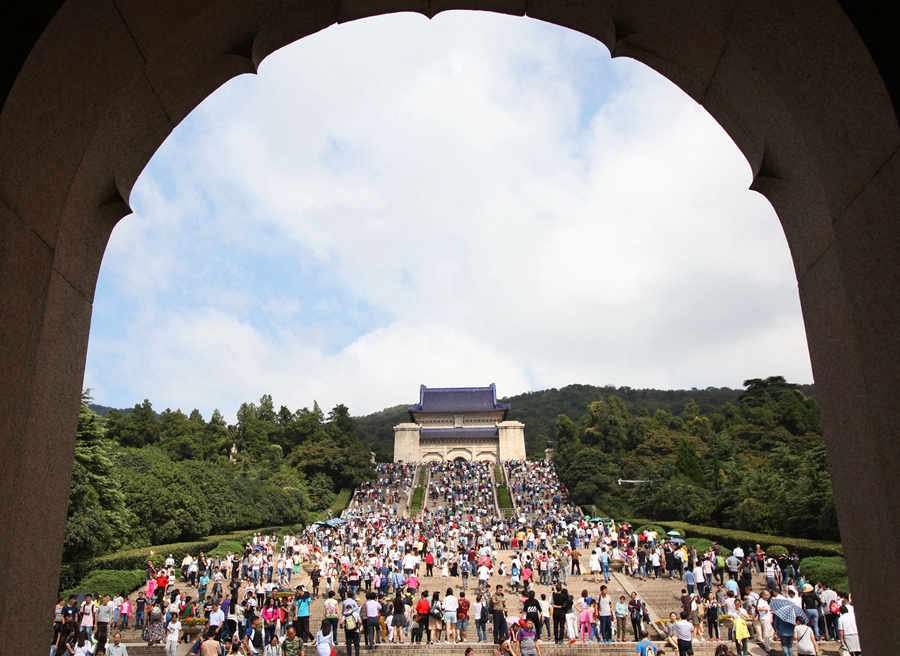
[410,486,424,511]
[494,464,503,483]
[62,569,145,599]
[497,485,512,509]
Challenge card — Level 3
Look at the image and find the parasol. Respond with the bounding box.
[770,597,802,624]
[667,531,682,536]
[668,538,685,544]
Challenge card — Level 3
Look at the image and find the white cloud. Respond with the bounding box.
[84,11,812,421]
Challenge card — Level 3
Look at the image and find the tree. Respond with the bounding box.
[64,393,133,558]
[674,438,706,486]
[582,397,629,454]
[738,376,800,407]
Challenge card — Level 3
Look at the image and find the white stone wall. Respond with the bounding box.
[419,439,501,462]
[498,421,527,460]
[393,419,527,462]
[393,423,421,462]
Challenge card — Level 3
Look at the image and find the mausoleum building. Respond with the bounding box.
[394,384,526,462]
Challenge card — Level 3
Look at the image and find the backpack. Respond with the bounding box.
[249,628,263,650]
[480,604,490,623]
[829,600,841,614]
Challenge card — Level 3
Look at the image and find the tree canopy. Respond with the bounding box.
[67,391,376,561]
[550,378,837,541]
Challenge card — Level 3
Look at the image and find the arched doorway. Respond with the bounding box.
[1,3,898,652]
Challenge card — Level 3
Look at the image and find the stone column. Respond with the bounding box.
[393,423,421,462]
[498,421,526,460]
[0,209,92,650]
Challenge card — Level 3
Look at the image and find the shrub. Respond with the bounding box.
[497,485,512,509]
[633,521,842,558]
[636,524,668,536]
[58,525,292,595]
[410,487,424,511]
[209,540,245,558]
[800,556,849,595]
[766,545,788,558]
[62,569,145,599]
[685,538,715,553]
[332,488,352,514]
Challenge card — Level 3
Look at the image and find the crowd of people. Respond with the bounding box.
[426,460,497,520]
[50,458,860,656]
[505,461,578,518]
[349,464,417,517]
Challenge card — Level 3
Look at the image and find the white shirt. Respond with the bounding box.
[166,620,181,642]
[839,607,858,635]
[757,598,771,621]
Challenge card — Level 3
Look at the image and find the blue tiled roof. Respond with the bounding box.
[420,427,500,440]
[407,384,511,419]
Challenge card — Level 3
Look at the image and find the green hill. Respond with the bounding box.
[354,382,816,457]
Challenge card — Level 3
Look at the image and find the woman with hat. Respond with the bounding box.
[799,585,819,639]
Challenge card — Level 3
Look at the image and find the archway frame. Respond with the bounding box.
[1,1,899,653]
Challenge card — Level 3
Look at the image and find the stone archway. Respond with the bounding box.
[1,2,899,653]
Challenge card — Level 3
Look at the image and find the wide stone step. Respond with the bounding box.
[122,645,165,656]
[330,643,727,656]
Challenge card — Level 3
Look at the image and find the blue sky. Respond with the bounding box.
[84,11,813,421]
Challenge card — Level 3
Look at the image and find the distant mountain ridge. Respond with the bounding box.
[354,382,816,458]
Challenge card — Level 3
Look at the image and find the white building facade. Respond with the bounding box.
[393,384,526,462]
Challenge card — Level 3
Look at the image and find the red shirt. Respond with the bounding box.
[457,599,470,620]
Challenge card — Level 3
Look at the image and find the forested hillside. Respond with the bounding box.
[551,376,836,541]
[67,393,375,562]
[353,382,816,457]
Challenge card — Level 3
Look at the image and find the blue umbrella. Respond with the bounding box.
[770,597,802,624]
[667,531,682,536]
[668,537,686,544]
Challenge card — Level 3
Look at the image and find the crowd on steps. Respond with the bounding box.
[51,459,858,656]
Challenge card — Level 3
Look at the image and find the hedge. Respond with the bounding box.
[410,487,424,511]
[58,525,292,594]
[635,524,669,536]
[209,540,245,558]
[683,537,732,557]
[497,485,512,509]
[310,488,353,523]
[62,569,146,599]
[800,556,849,595]
[620,519,842,558]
